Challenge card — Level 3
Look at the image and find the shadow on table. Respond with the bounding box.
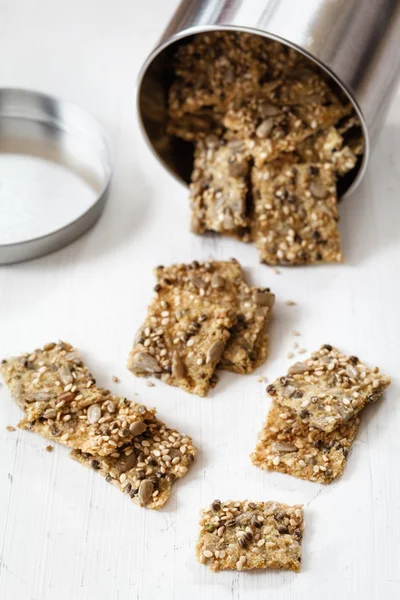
[339,123,400,265]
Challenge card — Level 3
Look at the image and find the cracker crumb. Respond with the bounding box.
[293,342,299,349]
[146,381,155,387]
[285,300,296,306]
[6,426,16,432]
[272,268,281,275]
[112,375,120,383]
[298,348,307,354]
[45,445,54,453]
[287,352,294,359]
[257,376,266,383]
[292,330,301,336]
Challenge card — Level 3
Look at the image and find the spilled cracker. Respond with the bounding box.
[196,499,304,572]
[1,342,155,456]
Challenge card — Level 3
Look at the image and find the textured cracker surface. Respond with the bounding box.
[269,345,391,432]
[251,162,342,265]
[196,500,303,572]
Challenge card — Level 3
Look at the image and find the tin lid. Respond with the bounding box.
[0,88,112,265]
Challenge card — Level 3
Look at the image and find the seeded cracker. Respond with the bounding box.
[251,404,360,483]
[190,139,251,240]
[155,260,275,374]
[251,161,342,265]
[127,278,236,396]
[196,500,304,572]
[268,345,391,433]
[70,414,196,509]
[0,342,156,456]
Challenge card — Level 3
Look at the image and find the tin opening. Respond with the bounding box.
[137,28,367,198]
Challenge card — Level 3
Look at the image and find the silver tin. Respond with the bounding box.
[0,88,112,265]
[137,0,400,195]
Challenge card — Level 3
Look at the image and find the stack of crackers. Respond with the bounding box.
[251,345,390,483]
[0,342,196,509]
[167,32,364,265]
[127,259,274,396]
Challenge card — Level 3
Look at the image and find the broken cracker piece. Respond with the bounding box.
[0,342,155,456]
[251,403,360,483]
[268,344,390,433]
[190,139,251,240]
[70,414,196,509]
[251,161,342,265]
[196,499,304,572]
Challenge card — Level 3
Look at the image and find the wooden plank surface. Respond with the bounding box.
[0,1,399,598]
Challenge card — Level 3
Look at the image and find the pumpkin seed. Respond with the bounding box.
[87,404,101,424]
[129,420,147,437]
[115,451,137,475]
[138,479,154,505]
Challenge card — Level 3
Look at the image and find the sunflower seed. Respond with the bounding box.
[211,274,225,289]
[254,291,274,307]
[115,451,137,475]
[133,352,162,374]
[172,351,185,379]
[273,442,298,453]
[288,362,309,375]
[256,118,274,138]
[58,366,73,385]
[206,340,225,364]
[309,181,328,198]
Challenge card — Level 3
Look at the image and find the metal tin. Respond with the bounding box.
[137,0,400,195]
[0,88,112,265]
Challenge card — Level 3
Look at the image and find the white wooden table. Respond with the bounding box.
[1,1,400,598]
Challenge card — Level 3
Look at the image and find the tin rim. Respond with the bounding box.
[0,88,113,265]
[137,24,369,197]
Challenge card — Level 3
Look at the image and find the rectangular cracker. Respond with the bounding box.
[0,342,156,456]
[196,499,304,572]
[251,160,343,265]
[190,139,251,240]
[70,413,196,509]
[251,404,360,483]
[155,260,275,374]
[127,281,236,396]
[268,344,391,433]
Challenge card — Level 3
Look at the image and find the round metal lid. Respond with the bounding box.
[0,88,112,265]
